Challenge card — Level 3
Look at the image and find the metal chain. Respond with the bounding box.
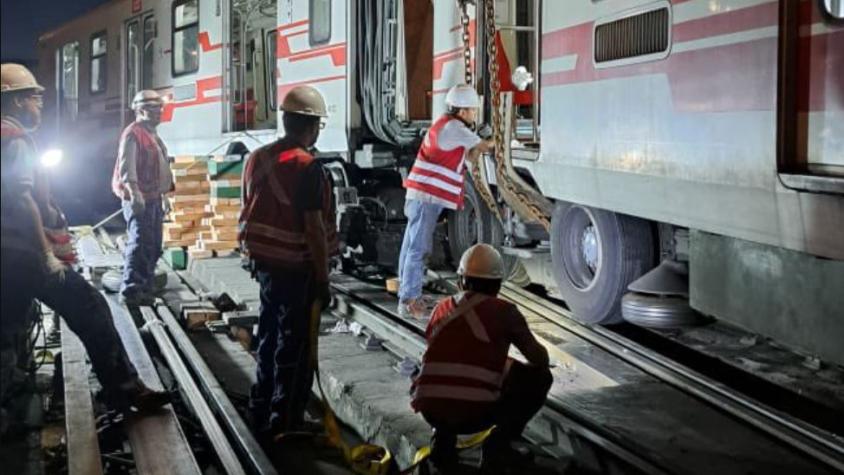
[484,0,551,231]
[457,0,504,224]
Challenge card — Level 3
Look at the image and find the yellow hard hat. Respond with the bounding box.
[458,244,504,280]
[281,85,328,118]
[1,63,44,94]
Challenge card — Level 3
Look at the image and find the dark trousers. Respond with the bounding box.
[1,251,138,404]
[249,264,316,433]
[421,361,553,461]
[121,198,163,297]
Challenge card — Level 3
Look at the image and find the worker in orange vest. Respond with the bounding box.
[239,85,339,437]
[399,84,494,318]
[112,90,173,306]
[1,63,168,420]
[411,244,552,470]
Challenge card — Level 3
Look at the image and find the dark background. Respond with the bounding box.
[1,0,110,64]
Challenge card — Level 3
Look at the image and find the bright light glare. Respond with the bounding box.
[40,149,64,168]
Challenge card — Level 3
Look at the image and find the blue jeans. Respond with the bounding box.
[121,198,163,297]
[249,265,315,433]
[398,199,444,301]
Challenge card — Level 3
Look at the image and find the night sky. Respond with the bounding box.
[1,0,111,63]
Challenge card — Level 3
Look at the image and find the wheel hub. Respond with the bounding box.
[581,225,599,272]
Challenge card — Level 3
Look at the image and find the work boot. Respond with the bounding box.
[429,430,459,471]
[117,378,170,413]
[399,299,428,319]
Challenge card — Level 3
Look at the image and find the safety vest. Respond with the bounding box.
[239,145,340,271]
[403,115,469,210]
[111,121,167,200]
[411,292,514,413]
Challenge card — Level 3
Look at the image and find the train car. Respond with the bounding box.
[36,0,844,366]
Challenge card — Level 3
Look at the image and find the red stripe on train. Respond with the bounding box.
[161,76,222,123]
[198,32,222,52]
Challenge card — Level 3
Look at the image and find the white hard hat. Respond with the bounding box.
[132,90,163,110]
[281,85,328,118]
[458,244,504,280]
[445,84,480,109]
[1,63,44,94]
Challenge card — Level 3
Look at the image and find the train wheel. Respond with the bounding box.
[550,202,655,325]
[447,179,519,278]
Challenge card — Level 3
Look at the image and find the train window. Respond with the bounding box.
[127,20,140,107]
[90,31,107,94]
[309,0,331,45]
[266,30,279,110]
[143,16,156,88]
[173,0,200,76]
[60,42,80,121]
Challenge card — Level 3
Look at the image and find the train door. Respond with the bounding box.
[124,12,156,127]
[225,0,278,133]
[779,0,843,189]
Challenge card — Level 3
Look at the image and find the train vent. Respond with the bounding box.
[594,7,670,64]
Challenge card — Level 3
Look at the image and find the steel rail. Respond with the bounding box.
[154,304,279,475]
[139,307,247,475]
[500,283,844,473]
[329,281,671,475]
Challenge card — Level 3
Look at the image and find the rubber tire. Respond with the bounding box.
[550,202,655,325]
[446,179,519,279]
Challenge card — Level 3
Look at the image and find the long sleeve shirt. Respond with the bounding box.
[117,121,173,195]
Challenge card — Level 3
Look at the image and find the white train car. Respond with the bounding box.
[36,0,844,365]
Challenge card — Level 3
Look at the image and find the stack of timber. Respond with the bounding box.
[164,156,211,268]
[191,156,243,259]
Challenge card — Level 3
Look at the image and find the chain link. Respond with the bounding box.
[457,0,504,224]
[484,0,551,231]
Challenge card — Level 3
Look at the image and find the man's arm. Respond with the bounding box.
[465,139,495,164]
[303,211,329,284]
[119,135,144,206]
[510,309,550,368]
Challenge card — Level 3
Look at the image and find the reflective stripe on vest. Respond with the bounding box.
[403,115,467,209]
[420,362,503,386]
[239,145,340,267]
[412,385,499,402]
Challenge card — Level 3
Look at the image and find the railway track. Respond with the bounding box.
[330,273,844,475]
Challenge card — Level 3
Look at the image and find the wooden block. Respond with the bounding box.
[199,231,213,241]
[164,238,197,248]
[206,204,240,213]
[173,194,210,203]
[183,307,221,330]
[211,230,239,242]
[173,166,209,177]
[209,198,241,206]
[209,186,241,199]
[200,181,210,192]
[230,325,253,351]
[174,155,208,164]
[208,217,238,227]
[188,247,214,260]
[173,173,207,183]
[212,209,240,219]
[198,240,239,251]
[214,249,238,258]
[210,179,240,187]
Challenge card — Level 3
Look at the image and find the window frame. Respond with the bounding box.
[89,30,108,94]
[309,0,332,46]
[142,14,157,89]
[171,0,200,77]
[266,29,279,111]
[59,41,80,122]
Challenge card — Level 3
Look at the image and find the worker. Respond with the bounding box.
[398,84,494,318]
[411,244,553,469]
[112,90,173,306]
[239,85,339,438]
[0,63,168,419]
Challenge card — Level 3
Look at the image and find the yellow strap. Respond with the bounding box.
[310,302,394,475]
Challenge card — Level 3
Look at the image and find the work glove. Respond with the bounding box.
[130,193,146,215]
[315,281,331,311]
[43,250,67,283]
[477,123,493,139]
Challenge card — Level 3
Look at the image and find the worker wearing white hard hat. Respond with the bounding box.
[411,244,552,470]
[1,64,170,416]
[111,89,173,305]
[397,85,495,318]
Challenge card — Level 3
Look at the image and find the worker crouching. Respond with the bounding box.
[411,244,553,470]
[239,85,339,438]
[112,90,173,306]
[398,85,494,318]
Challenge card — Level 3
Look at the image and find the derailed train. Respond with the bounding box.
[36,0,843,365]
